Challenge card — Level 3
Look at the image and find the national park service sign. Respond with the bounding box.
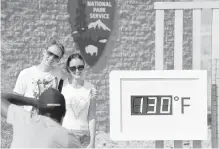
[68,0,115,66]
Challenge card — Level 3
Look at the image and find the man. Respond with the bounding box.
[13,40,66,111]
[1,88,81,148]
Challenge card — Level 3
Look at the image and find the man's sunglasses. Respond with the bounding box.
[68,65,85,72]
[47,51,60,60]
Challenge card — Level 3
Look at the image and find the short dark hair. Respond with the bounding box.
[66,53,85,73]
[48,39,65,58]
[37,88,66,123]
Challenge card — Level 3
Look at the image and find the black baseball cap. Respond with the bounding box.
[37,88,66,110]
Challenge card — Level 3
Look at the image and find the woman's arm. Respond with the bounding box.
[87,88,97,148]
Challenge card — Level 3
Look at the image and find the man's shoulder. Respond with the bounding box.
[50,127,69,146]
[46,126,81,148]
[9,104,30,115]
[51,126,68,137]
[20,66,37,74]
[40,117,69,139]
[7,104,31,125]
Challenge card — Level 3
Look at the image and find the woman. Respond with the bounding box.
[61,53,97,148]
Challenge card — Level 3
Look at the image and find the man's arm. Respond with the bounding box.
[1,93,37,118]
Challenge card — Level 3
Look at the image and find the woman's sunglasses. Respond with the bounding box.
[68,65,85,72]
[47,50,60,60]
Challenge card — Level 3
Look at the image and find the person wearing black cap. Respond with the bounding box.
[1,88,81,148]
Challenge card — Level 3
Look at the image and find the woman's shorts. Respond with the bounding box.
[68,130,90,148]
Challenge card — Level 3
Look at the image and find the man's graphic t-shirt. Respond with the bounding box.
[13,66,62,111]
[32,74,58,99]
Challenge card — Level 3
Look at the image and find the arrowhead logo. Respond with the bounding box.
[68,0,115,67]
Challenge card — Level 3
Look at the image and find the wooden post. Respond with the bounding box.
[173,9,183,149]
[155,9,165,149]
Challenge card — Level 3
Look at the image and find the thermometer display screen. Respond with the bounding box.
[131,96,173,115]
